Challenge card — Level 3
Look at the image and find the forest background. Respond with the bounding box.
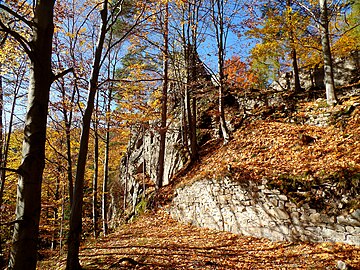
[0,0,359,269]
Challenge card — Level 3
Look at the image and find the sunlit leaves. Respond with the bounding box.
[224,55,260,90]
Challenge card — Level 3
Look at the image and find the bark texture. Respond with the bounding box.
[157,0,169,189]
[319,0,337,105]
[66,1,108,269]
[8,1,56,269]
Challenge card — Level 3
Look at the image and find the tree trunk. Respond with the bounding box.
[181,96,189,152]
[8,2,56,269]
[123,153,129,212]
[218,84,229,143]
[65,120,74,206]
[217,45,230,144]
[212,0,230,144]
[51,169,61,250]
[102,89,111,236]
[181,1,199,163]
[0,73,4,208]
[66,1,108,269]
[189,44,199,160]
[286,0,301,93]
[157,0,169,189]
[0,69,21,209]
[319,0,337,105]
[0,74,19,264]
[102,122,110,236]
[0,72,3,266]
[92,96,99,238]
[185,82,198,162]
[291,47,301,92]
[60,83,75,207]
[59,182,66,253]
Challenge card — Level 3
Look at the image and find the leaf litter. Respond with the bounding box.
[39,209,360,269]
[39,102,360,269]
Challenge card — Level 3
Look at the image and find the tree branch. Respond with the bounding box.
[52,67,74,82]
[0,4,33,28]
[0,32,8,46]
[294,0,321,25]
[102,7,156,64]
[45,137,68,161]
[0,219,22,227]
[102,77,164,84]
[0,167,21,174]
[0,20,33,59]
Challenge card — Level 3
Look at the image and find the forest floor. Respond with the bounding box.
[39,209,360,269]
[39,93,360,269]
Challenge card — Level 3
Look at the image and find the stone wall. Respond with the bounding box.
[170,177,360,246]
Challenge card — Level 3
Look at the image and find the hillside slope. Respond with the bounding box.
[163,93,360,216]
[39,91,360,269]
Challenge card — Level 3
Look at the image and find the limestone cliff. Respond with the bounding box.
[109,119,189,224]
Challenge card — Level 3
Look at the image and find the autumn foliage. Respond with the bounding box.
[224,55,260,90]
[1,0,360,268]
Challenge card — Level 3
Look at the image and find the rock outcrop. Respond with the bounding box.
[109,120,189,223]
[271,51,360,91]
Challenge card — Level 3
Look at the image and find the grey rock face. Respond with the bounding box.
[109,121,188,223]
[270,51,360,91]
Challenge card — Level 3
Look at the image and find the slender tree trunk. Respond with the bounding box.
[0,72,3,266]
[8,2,56,269]
[0,73,3,167]
[0,78,19,263]
[102,87,112,236]
[1,69,22,266]
[185,82,198,161]
[123,153,129,212]
[92,95,99,238]
[181,96,189,153]
[291,47,301,92]
[65,121,73,206]
[102,118,110,236]
[186,46,198,162]
[61,83,75,206]
[286,0,301,93]
[212,0,230,144]
[217,45,230,145]
[319,0,337,105]
[189,44,199,160]
[157,0,169,189]
[182,1,199,163]
[51,169,61,250]
[59,181,66,254]
[66,1,108,269]
[0,68,21,209]
[0,73,4,208]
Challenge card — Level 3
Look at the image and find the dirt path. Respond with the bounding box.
[39,209,360,269]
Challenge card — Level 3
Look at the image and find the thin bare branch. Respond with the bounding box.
[0,219,22,227]
[0,20,33,59]
[0,167,21,174]
[0,4,32,28]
